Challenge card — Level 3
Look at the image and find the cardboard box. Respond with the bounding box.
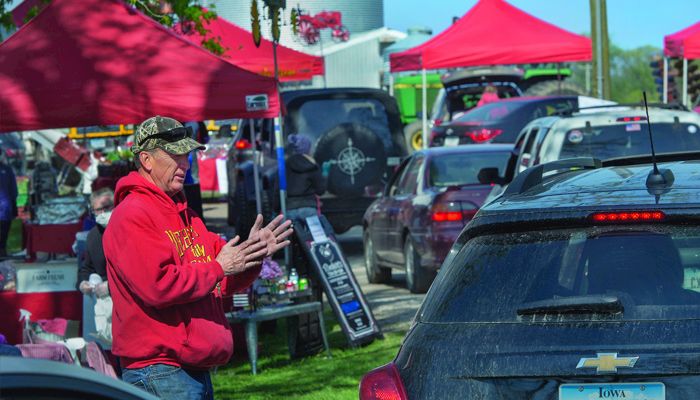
[15,262,78,293]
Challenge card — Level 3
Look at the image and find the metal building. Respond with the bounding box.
[211,0,400,89]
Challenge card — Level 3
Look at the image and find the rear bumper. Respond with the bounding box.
[321,196,376,233]
[412,225,462,270]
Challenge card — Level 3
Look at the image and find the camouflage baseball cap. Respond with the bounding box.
[131,116,205,155]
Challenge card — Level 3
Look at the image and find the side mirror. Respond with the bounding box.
[219,124,232,137]
[477,167,503,185]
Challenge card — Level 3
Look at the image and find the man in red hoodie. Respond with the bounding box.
[104,116,292,399]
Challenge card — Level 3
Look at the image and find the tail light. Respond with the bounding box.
[5,149,16,157]
[616,116,647,122]
[433,118,443,127]
[431,200,478,223]
[590,211,665,223]
[359,363,407,400]
[235,138,252,150]
[465,128,502,143]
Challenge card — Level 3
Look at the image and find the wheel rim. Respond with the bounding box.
[411,130,423,150]
[364,234,374,275]
[405,240,414,286]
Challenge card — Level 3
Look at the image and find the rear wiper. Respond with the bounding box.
[517,295,623,316]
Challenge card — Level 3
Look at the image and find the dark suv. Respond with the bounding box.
[361,152,700,399]
[227,88,407,235]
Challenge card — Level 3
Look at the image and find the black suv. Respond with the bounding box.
[361,153,700,399]
[227,88,407,235]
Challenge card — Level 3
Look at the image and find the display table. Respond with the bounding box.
[23,221,83,261]
[0,290,82,345]
[226,302,331,375]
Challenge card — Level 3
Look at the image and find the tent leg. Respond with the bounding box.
[389,74,394,97]
[421,68,428,149]
[662,57,668,103]
[250,119,262,215]
[585,63,591,95]
[683,58,688,107]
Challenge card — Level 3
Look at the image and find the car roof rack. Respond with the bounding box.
[502,157,602,197]
[553,102,688,117]
[602,151,700,167]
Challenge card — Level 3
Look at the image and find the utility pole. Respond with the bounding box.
[590,0,610,99]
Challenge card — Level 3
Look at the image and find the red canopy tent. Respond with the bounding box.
[0,0,280,133]
[662,21,700,106]
[390,0,592,72]
[179,16,324,82]
[664,21,700,59]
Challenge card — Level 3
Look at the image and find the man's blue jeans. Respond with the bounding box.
[122,364,214,400]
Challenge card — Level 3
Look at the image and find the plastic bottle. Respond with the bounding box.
[289,268,299,291]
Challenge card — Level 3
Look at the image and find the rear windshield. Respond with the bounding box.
[560,122,700,160]
[421,225,700,323]
[445,83,521,116]
[293,98,393,150]
[429,152,510,187]
[454,101,527,122]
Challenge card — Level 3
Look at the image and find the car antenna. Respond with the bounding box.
[642,91,674,197]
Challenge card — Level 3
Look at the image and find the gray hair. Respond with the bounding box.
[90,187,114,207]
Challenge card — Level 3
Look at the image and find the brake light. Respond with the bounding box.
[5,149,16,157]
[465,128,502,143]
[433,119,443,127]
[616,116,647,122]
[590,211,665,223]
[235,139,252,150]
[359,363,407,400]
[431,201,478,223]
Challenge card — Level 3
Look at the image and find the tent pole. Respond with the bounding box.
[389,74,394,96]
[556,62,562,94]
[593,0,603,99]
[663,57,668,104]
[250,119,262,215]
[421,68,428,149]
[683,58,688,107]
[272,40,290,266]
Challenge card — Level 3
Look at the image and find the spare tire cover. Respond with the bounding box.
[313,123,387,197]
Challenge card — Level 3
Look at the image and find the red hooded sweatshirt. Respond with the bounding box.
[104,172,260,369]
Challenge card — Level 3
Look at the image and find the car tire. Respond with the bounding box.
[404,236,435,294]
[403,121,424,153]
[314,123,387,197]
[523,80,585,96]
[364,230,391,283]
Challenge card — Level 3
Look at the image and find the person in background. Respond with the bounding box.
[285,134,326,222]
[0,153,18,259]
[104,116,292,399]
[77,187,113,297]
[477,84,500,107]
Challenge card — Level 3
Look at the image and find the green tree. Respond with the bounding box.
[0,0,224,55]
[608,44,661,103]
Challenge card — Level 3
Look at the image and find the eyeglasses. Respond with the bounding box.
[139,126,193,145]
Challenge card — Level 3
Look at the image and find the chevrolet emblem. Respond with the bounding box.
[576,353,639,374]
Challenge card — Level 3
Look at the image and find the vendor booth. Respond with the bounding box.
[389,0,592,148]
[663,21,700,106]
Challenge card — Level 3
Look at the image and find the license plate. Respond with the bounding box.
[444,136,460,147]
[559,382,664,399]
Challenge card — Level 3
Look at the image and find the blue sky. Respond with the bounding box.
[384,0,700,50]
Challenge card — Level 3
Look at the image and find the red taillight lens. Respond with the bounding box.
[431,201,478,223]
[616,116,647,122]
[433,119,443,127]
[235,139,252,150]
[465,128,502,143]
[359,363,407,400]
[590,211,665,223]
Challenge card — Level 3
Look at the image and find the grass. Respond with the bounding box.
[212,310,404,400]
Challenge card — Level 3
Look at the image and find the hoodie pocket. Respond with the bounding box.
[180,295,233,367]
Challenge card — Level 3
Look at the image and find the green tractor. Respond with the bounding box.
[393,65,585,153]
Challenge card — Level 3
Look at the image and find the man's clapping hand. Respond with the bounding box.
[215,235,268,276]
[249,214,293,257]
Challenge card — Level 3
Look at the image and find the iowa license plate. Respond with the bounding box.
[559,382,664,399]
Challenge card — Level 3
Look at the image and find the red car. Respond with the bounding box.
[362,144,512,293]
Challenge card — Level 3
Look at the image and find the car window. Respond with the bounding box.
[386,158,411,197]
[531,99,576,120]
[559,122,700,160]
[454,100,526,123]
[420,225,700,323]
[294,98,393,150]
[517,128,539,172]
[396,156,424,195]
[429,152,509,187]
